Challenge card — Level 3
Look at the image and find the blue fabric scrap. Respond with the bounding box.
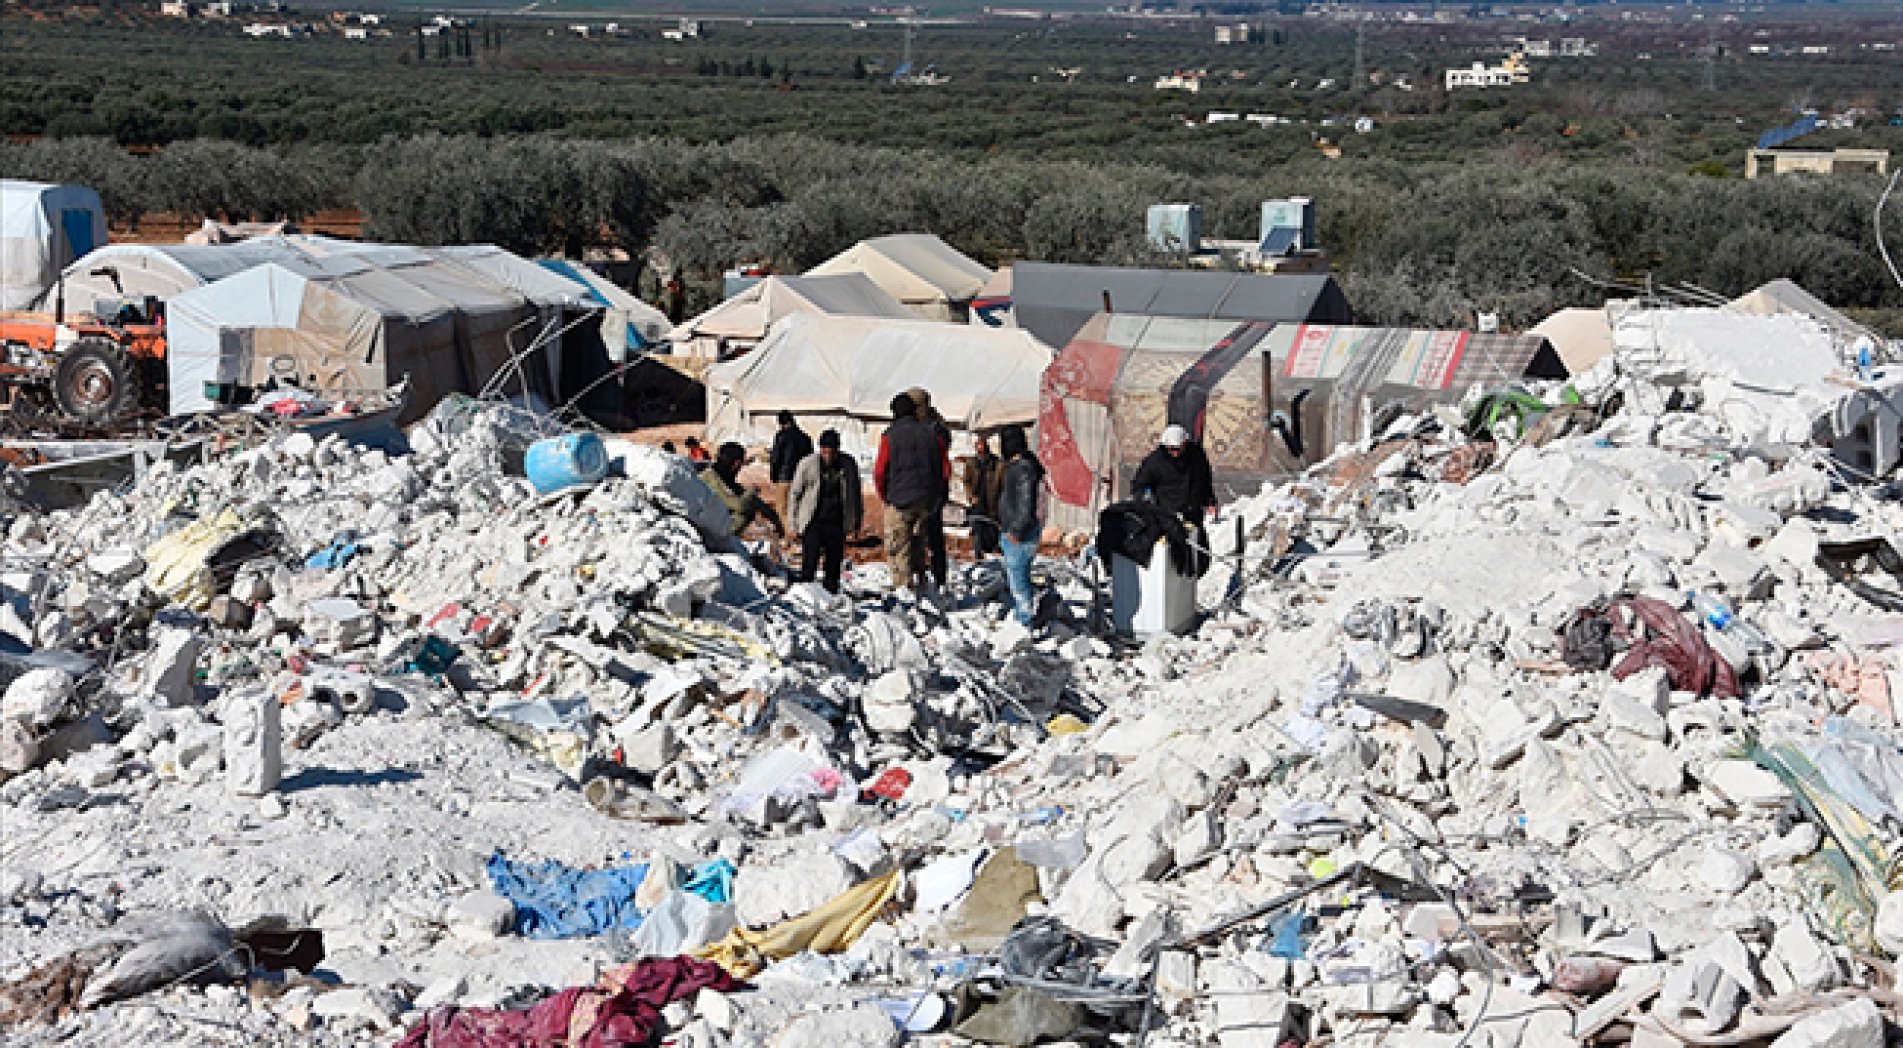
[682,858,735,904]
[305,543,361,571]
[484,851,650,940]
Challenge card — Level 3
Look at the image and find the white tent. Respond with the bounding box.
[670,273,915,361]
[1,181,108,311]
[1528,306,1615,375]
[804,234,994,323]
[165,261,468,419]
[47,240,316,317]
[704,312,1050,460]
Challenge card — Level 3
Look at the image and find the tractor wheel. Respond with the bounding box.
[52,339,137,428]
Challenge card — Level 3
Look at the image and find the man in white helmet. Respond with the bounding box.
[1130,423,1216,524]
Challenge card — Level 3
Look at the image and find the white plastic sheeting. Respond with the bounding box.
[703,312,1050,459]
[1,181,107,311]
[49,240,319,317]
[669,273,914,361]
[805,233,993,322]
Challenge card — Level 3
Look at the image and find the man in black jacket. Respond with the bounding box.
[874,392,951,597]
[995,424,1044,627]
[1129,424,1217,524]
[768,410,813,523]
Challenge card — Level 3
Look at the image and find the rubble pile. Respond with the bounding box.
[2,340,1901,1046]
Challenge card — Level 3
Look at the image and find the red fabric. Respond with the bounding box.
[865,767,912,801]
[873,432,892,501]
[1038,339,1126,509]
[394,956,743,1048]
[1608,595,1740,700]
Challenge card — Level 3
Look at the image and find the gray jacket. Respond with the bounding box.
[787,451,863,535]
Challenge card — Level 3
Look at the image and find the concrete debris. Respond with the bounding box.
[3,359,1902,1048]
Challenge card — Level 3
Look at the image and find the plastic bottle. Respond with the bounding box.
[1690,591,1772,652]
[1690,591,1733,630]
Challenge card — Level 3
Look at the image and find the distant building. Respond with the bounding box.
[160,1,194,16]
[1155,72,1203,92]
[1748,44,1772,55]
[342,25,368,38]
[1558,37,1594,57]
[1746,148,1888,179]
[243,22,292,36]
[1214,23,1249,45]
[1445,52,1529,90]
[661,18,699,40]
[1206,112,1239,124]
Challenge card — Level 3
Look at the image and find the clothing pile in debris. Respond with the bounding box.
[2,326,1901,1048]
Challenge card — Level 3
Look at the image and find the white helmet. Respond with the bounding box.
[1160,424,1191,448]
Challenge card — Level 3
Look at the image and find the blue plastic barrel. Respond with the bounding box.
[525,432,609,495]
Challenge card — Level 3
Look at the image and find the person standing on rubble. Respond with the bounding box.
[906,387,953,590]
[874,392,951,600]
[684,436,712,464]
[1131,424,1217,525]
[768,410,813,523]
[995,424,1045,627]
[961,434,1004,558]
[787,429,862,594]
[700,442,784,540]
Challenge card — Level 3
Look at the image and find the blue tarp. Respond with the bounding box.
[485,851,650,940]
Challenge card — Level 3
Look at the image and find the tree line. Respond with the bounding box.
[4,132,1900,332]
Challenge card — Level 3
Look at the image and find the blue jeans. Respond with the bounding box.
[1001,535,1036,626]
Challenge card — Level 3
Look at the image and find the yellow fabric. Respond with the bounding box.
[142,509,246,610]
[692,870,899,978]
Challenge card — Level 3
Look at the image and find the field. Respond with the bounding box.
[4,7,1903,328]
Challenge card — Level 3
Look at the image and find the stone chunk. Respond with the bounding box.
[1705,760,1791,809]
[1769,996,1883,1048]
[448,891,515,940]
[223,688,282,796]
[144,628,205,707]
[3,668,74,729]
[774,1003,899,1048]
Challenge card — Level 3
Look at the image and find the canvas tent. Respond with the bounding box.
[1006,263,1354,352]
[669,274,915,361]
[1039,316,1564,530]
[164,260,470,419]
[704,313,1050,460]
[41,240,315,317]
[1,181,108,312]
[1528,306,1615,375]
[804,234,994,323]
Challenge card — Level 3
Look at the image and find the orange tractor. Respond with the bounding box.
[0,273,168,429]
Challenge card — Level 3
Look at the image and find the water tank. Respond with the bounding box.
[1259,197,1317,250]
[1110,542,1198,638]
[525,432,609,495]
[1146,203,1203,254]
